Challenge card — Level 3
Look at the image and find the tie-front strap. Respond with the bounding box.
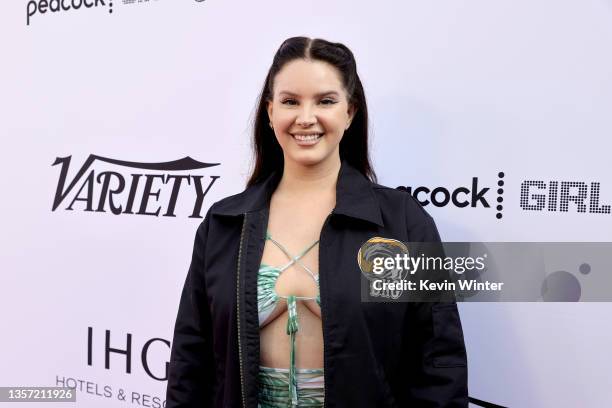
[286,295,299,407]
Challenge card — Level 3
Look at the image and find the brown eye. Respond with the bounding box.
[281,99,297,105]
[320,99,337,105]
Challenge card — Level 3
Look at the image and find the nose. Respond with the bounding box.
[295,103,317,127]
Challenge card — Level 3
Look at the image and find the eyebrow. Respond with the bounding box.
[278,91,340,97]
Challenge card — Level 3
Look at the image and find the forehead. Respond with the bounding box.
[273,59,345,96]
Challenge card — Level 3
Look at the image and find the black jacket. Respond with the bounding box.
[166,159,468,407]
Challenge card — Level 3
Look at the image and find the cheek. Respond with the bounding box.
[274,114,295,130]
[320,113,348,133]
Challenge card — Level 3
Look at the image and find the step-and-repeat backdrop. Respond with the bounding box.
[2,1,611,407]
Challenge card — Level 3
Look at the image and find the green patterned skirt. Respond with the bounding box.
[257,365,324,407]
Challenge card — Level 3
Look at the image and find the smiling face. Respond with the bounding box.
[267,58,356,168]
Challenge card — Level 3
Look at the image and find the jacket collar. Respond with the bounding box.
[211,159,384,227]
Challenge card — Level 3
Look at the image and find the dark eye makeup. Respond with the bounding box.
[281,98,338,105]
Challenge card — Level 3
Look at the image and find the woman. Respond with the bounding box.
[166,37,468,407]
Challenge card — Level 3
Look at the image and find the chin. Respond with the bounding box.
[286,151,335,168]
[290,156,322,167]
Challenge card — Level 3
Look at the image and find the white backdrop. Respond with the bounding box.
[2,0,612,407]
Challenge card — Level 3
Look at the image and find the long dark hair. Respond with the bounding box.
[246,36,377,187]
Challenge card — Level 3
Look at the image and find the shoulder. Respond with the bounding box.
[210,190,248,211]
[370,182,440,241]
[192,188,252,246]
[371,182,434,223]
[206,183,261,217]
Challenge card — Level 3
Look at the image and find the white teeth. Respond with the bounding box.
[292,133,323,141]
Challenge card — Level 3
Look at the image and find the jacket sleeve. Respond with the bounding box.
[400,196,469,407]
[166,208,215,407]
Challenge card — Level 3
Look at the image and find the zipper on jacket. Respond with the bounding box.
[236,212,248,408]
[319,210,334,408]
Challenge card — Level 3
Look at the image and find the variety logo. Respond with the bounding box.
[51,154,220,218]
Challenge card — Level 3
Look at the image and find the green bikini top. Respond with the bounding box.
[257,230,321,326]
[257,230,321,407]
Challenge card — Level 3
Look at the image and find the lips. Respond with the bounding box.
[290,133,324,146]
[291,133,324,141]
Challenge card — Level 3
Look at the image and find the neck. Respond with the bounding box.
[275,156,341,198]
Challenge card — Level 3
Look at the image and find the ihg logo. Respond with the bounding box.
[26,0,112,26]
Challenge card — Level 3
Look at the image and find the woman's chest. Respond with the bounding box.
[204,214,408,324]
